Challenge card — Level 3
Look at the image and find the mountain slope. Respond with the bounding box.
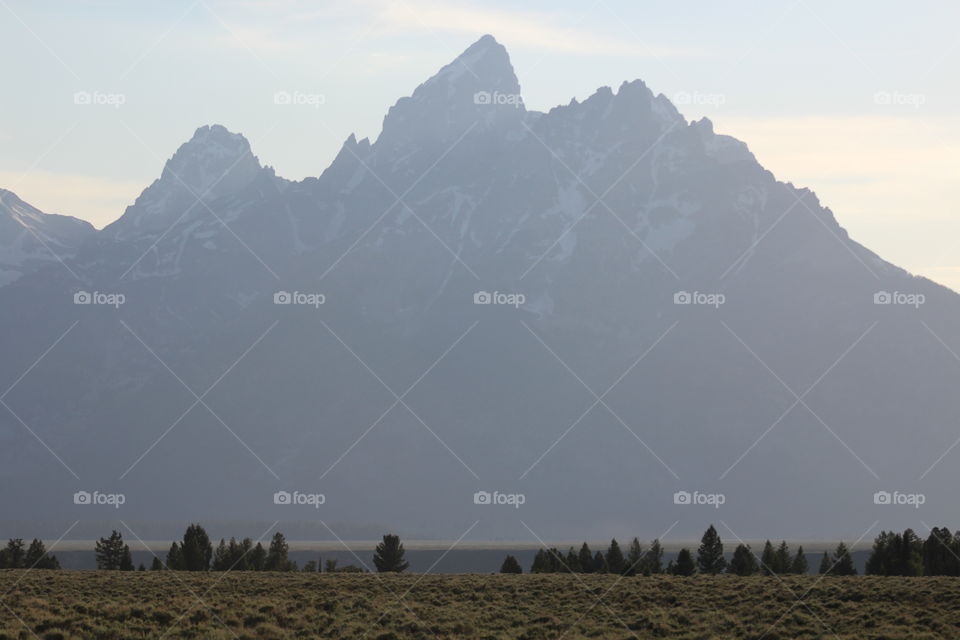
[1,35,958,541]
[0,189,94,286]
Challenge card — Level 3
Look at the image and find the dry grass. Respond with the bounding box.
[1,570,959,639]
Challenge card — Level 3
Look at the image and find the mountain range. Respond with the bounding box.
[2,35,959,541]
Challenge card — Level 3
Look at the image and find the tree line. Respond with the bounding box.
[505,525,859,576]
[89,525,409,573]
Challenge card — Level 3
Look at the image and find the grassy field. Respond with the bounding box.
[1,571,959,639]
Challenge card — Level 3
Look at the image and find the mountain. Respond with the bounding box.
[0,189,94,286]
[2,35,959,542]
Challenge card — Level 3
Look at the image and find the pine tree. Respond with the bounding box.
[500,554,522,573]
[774,541,791,573]
[95,531,126,570]
[673,548,696,576]
[180,524,212,571]
[138,563,146,571]
[24,539,58,569]
[606,539,625,575]
[760,540,776,575]
[791,546,808,574]
[593,550,608,573]
[324,558,339,573]
[302,560,318,572]
[250,542,267,571]
[0,539,25,569]
[923,527,957,576]
[166,542,183,570]
[565,548,581,572]
[832,542,856,575]
[530,549,549,573]
[265,532,292,571]
[729,543,758,576]
[119,545,134,571]
[697,525,726,574]
[150,557,164,571]
[578,543,594,573]
[645,539,663,575]
[818,551,831,575]
[212,539,229,571]
[625,538,643,576]
[373,534,408,573]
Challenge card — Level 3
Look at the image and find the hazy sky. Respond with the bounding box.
[1,0,957,290]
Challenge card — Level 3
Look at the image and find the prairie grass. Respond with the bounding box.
[1,570,958,639]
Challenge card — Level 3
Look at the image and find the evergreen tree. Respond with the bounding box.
[20,539,59,570]
[119,545,134,571]
[818,551,831,575]
[324,558,339,573]
[180,524,212,571]
[150,557,164,571]
[606,539,625,575]
[923,527,957,576]
[592,550,608,573]
[565,548,581,572]
[500,554,522,574]
[302,560,318,572]
[673,548,696,576]
[95,531,127,570]
[265,532,293,571]
[250,542,267,571]
[696,525,726,574]
[625,538,643,576]
[760,540,777,575]
[530,549,549,573]
[729,543,759,576]
[137,563,146,571]
[645,539,664,575]
[373,534,408,573]
[831,542,856,576]
[0,539,25,569]
[166,542,183,570]
[774,541,791,573]
[791,546,808,575]
[212,539,230,571]
[578,543,593,573]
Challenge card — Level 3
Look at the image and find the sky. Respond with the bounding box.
[1,0,958,290]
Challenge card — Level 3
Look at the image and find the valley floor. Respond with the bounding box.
[0,571,957,639]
